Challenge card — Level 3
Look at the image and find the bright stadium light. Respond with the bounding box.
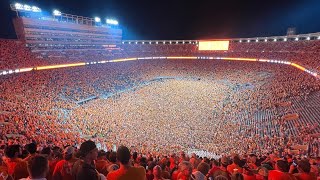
[247,40,250,43]
[274,39,277,42]
[318,36,320,40]
[307,37,310,40]
[106,19,119,25]
[23,4,31,11]
[265,39,267,42]
[239,40,242,43]
[256,39,258,42]
[295,37,299,41]
[31,6,41,12]
[53,9,62,16]
[15,3,23,10]
[284,38,287,41]
[95,17,101,23]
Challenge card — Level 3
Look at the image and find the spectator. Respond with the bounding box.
[107,145,146,180]
[20,155,49,180]
[52,146,78,180]
[74,140,101,180]
[4,145,28,180]
[290,159,317,180]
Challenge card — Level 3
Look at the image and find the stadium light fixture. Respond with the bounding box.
[15,3,23,10]
[95,17,101,23]
[265,39,267,42]
[318,36,320,40]
[53,10,62,16]
[295,37,299,41]
[239,40,242,43]
[274,39,277,42]
[106,19,119,25]
[142,42,144,44]
[256,39,258,42]
[31,6,41,12]
[284,38,287,41]
[306,37,310,40]
[247,40,250,43]
[23,4,31,11]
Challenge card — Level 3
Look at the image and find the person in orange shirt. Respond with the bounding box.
[227,156,243,175]
[176,161,194,180]
[289,159,317,180]
[107,145,146,180]
[52,146,78,180]
[0,154,13,180]
[4,145,28,180]
[268,159,296,180]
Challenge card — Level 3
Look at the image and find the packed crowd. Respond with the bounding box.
[1,39,320,71]
[0,140,319,180]
[0,38,320,179]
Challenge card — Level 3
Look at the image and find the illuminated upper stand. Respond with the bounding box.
[10,3,119,28]
[0,57,318,80]
[122,32,320,45]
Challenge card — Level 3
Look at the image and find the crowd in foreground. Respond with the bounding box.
[0,140,319,180]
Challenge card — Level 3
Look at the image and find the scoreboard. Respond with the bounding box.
[198,41,229,51]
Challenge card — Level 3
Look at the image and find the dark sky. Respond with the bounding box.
[1,0,320,40]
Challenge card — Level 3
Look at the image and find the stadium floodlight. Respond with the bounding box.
[265,39,267,42]
[95,17,101,23]
[284,38,287,41]
[247,40,250,43]
[53,10,62,16]
[256,39,258,42]
[307,37,310,40]
[295,37,299,41]
[318,36,320,40]
[135,42,138,44]
[156,41,158,44]
[239,40,242,43]
[23,4,31,11]
[274,39,277,42]
[142,42,145,44]
[106,19,119,25]
[15,3,23,10]
[31,6,41,12]
[169,41,172,44]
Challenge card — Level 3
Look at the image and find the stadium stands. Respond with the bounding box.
[0,4,319,180]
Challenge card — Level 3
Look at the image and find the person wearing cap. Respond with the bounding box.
[52,146,78,180]
[73,140,101,180]
[107,145,146,180]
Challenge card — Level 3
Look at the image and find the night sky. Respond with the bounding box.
[1,0,320,40]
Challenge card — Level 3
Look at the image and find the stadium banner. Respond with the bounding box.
[198,41,229,51]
